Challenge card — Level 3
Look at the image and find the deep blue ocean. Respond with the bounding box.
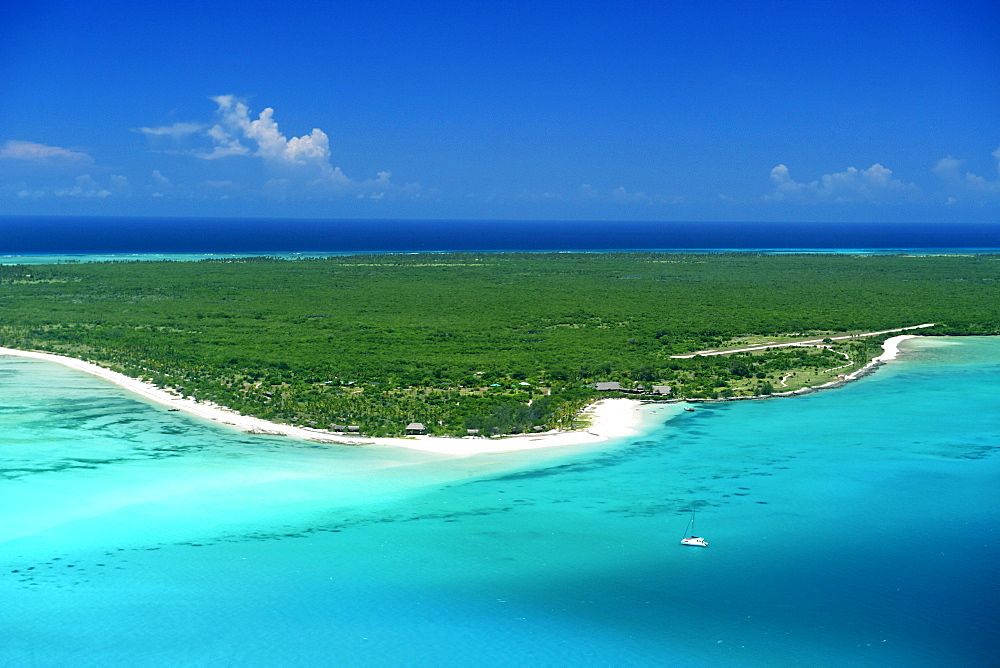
[1,217,998,256]
[1,218,998,665]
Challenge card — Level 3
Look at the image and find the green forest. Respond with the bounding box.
[2,253,998,436]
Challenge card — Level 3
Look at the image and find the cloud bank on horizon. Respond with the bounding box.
[131,96,416,201]
[5,100,998,215]
[765,164,920,204]
[1,0,997,221]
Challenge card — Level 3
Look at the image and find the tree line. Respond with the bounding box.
[1,253,997,435]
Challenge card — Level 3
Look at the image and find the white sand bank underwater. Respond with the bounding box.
[0,347,642,454]
[0,335,917,455]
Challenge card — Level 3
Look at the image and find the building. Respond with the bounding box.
[406,422,426,435]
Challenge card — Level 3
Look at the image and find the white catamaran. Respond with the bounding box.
[680,510,708,547]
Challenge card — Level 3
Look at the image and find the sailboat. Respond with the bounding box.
[680,510,708,547]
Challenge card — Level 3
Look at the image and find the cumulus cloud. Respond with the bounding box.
[0,142,136,203]
[0,140,93,164]
[198,122,250,160]
[932,147,1000,203]
[765,163,919,203]
[208,95,331,166]
[109,174,130,194]
[55,174,112,198]
[136,95,419,200]
[152,169,171,187]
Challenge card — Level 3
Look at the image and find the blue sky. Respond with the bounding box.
[1,0,997,222]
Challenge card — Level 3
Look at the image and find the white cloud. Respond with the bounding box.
[152,170,171,187]
[109,174,130,194]
[932,147,1000,203]
[1,172,128,200]
[134,122,205,138]
[135,95,420,201]
[55,174,112,198]
[197,123,251,160]
[0,140,93,164]
[581,184,670,204]
[147,170,175,199]
[765,163,919,203]
[0,144,135,202]
[512,184,679,205]
[207,95,332,167]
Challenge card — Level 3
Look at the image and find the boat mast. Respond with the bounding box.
[680,509,696,539]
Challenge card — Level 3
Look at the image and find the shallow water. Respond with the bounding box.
[2,338,998,666]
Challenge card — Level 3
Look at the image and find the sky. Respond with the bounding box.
[1,0,998,222]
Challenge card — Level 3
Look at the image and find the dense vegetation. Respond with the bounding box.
[2,253,998,436]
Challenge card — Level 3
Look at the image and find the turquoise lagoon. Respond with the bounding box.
[1,337,998,666]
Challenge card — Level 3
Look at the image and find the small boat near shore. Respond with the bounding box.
[679,510,708,547]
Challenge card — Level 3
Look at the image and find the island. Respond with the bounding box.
[1,252,998,443]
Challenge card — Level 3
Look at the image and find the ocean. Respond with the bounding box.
[1,218,998,665]
[1,337,998,665]
[1,217,998,257]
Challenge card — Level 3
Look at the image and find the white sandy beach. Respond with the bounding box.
[671,323,934,358]
[871,334,918,362]
[761,334,919,395]
[0,334,918,455]
[0,346,642,455]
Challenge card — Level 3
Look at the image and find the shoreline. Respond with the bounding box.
[0,336,918,455]
[871,334,918,362]
[670,324,934,358]
[0,346,642,455]
[679,334,920,404]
